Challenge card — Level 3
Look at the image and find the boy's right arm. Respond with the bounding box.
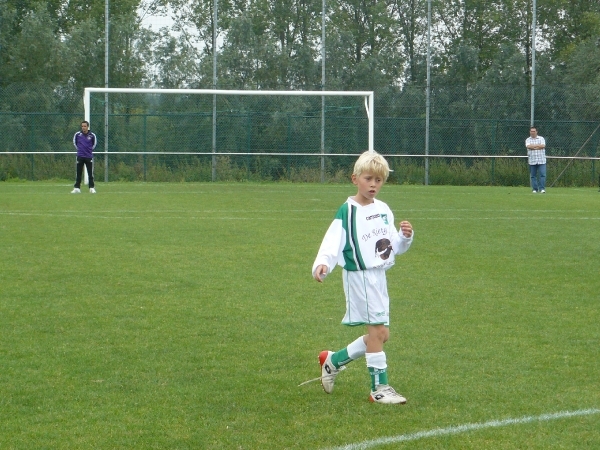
[311,218,344,282]
[313,264,328,283]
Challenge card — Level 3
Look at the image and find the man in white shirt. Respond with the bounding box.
[525,126,547,193]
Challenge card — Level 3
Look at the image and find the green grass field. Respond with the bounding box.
[1,182,598,449]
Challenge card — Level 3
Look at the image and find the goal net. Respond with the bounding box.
[83,88,374,183]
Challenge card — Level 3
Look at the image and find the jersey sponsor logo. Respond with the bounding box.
[362,228,388,241]
[375,238,392,260]
[362,228,389,243]
[366,214,380,220]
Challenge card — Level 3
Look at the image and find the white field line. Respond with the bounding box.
[2,211,600,221]
[0,212,334,220]
[1,208,597,213]
[0,209,337,214]
[407,217,600,220]
[323,408,600,450]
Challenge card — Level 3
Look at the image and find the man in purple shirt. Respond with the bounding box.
[71,121,97,193]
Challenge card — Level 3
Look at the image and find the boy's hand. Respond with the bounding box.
[399,221,413,238]
[314,265,328,283]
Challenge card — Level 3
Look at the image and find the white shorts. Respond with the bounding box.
[341,268,389,326]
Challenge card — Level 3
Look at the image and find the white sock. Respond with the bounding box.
[366,351,388,390]
[347,335,367,360]
[365,351,387,369]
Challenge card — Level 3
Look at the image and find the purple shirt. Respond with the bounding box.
[73,131,97,158]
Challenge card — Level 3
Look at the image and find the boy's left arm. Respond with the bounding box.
[399,221,413,238]
[392,219,413,255]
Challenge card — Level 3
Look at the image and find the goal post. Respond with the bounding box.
[83,87,374,183]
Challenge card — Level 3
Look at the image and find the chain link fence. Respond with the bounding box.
[1,83,598,186]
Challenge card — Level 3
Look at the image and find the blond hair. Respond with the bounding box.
[353,150,390,180]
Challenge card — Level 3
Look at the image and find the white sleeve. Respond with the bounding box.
[389,208,413,256]
[311,218,344,278]
[392,231,413,256]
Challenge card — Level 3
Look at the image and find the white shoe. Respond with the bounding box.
[532,190,537,194]
[540,189,545,193]
[319,350,345,394]
[90,188,96,194]
[369,385,407,404]
[71,188,81,194]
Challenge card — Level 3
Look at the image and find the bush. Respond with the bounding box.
[0,153,597,186]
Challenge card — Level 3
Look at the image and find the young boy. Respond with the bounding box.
[312,150,414,404]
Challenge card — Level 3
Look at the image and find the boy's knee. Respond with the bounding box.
[382,329,390,343]
[369,325,389,343]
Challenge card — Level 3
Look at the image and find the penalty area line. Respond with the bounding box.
[322,408,600,450]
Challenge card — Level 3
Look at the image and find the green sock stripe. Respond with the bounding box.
[331,348,350,368]
[368,367,388,391]
[379,369,388,386]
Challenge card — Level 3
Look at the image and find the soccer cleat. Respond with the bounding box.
[319,350,344,394]
[90,188,96,194]
[369,385,407,404]
[540,189,546,193]
[71,188,81,194]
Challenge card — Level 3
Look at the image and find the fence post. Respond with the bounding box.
[29,116,35,181]
[591,123,599,186]
[287,114,291,177]
[491,120,498,185]
[143,115,147,181]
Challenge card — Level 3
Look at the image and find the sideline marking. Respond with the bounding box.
[2,211,599,221]
[323,408,600,450]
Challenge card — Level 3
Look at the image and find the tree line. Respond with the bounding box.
[2,0,600,117]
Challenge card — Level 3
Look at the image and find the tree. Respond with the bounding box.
[264,0,322,88]
[326,0,404,89]
[432,0,523,83]
[218,11,280,88]
[3,4,66,85]
[63,18,106,93]
[0,0,17,88]
[151,31,203,88]
[108,14,154,88]
[390,0,427,83]
[544,0,600,61]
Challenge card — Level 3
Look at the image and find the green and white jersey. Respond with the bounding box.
[312,197,413,276]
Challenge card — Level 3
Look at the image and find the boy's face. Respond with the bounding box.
[352,171,385,205]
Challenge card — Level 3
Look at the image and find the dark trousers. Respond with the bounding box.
[74,157,95,188]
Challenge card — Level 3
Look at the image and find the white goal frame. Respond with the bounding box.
[83,87,374,183]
